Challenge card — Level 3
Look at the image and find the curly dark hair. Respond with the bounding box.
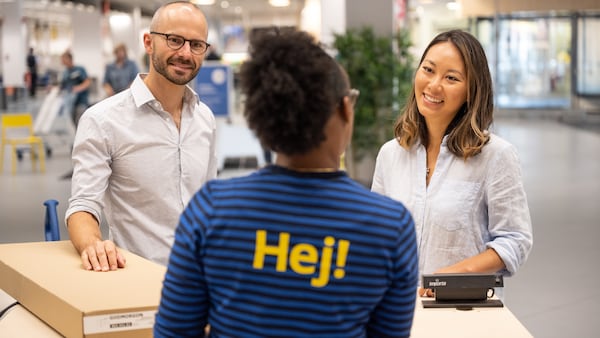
[239,28,349,155]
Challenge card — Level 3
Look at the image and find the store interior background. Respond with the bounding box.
[1,1,599,337]
[2,0,599,113]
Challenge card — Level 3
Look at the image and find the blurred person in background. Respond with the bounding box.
[60,50,91,126]
[102,43,139,97]
[26,47,38,97]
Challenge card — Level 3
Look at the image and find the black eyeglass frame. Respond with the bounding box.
[149,31,211,55]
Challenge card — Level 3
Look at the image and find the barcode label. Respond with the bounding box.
[83,310,156,334]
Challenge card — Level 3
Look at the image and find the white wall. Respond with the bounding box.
[71,9,103,98]
[1,1,26,88]
[317,0,346,48]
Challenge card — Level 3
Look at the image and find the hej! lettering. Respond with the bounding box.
[252,230,350,288]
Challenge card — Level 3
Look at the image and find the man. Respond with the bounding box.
[60,50,91,126]
[65,1,217,271]
[26,47,38,97]
[102,43,139,96]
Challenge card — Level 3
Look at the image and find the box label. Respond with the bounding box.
[83,310,156,334]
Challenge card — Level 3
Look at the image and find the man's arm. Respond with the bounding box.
[103,82,115,97]
[102,65,115,97]
[74,77,91,94]
[67,211,126,271]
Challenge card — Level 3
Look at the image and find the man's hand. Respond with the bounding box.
[67,211,126,271]
[80,239,126,271]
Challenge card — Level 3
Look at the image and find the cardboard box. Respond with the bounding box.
[0,241,166,337]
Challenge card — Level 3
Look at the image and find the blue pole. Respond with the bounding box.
[43,199,60,241]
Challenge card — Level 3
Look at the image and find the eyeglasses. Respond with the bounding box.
[346,88,360,106]
[150,31,211,55]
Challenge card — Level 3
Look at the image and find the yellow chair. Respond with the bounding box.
[1,113,46,174]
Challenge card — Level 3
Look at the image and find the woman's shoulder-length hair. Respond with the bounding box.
[394,29,493,160]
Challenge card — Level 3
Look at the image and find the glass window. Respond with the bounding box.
[576,16,600,96]
[494,17,572,109]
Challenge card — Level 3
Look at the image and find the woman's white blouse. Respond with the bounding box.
[372,134,533,278]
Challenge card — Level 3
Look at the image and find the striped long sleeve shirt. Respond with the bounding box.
[154,165,418,338]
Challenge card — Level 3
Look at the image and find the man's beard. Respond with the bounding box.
[152,53,200,85]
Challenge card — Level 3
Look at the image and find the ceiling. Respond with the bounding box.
[10,0,306,30]
[111,0,307,20]
[10,0,458,31]
[11,0,304,22]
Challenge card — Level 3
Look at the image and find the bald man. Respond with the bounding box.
[66,1,217,270]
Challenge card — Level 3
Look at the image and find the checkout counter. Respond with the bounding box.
[1,291,533,338]
[0,241,532,337]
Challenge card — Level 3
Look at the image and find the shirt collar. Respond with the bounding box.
[416,134,449,149]
[130,74,200,109]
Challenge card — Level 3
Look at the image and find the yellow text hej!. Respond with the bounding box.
[252,230,350,288]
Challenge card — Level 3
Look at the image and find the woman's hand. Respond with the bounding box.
[419,287,434,297]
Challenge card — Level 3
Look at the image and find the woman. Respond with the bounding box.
[372,30,533,297]
[155,28,419,337]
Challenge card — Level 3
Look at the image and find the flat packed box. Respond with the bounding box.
[0,241,166,337]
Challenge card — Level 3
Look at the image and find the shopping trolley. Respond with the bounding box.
[30,87,77,158]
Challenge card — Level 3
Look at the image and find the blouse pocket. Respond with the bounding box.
[431,180,481,231]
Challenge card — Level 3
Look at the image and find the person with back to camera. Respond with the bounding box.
[371,29,533,297]
[65,1,218,271]
[154,28,419,338]
[102,43,139,97]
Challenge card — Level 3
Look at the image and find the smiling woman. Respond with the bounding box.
[414,41,468,132]
[372,29,533,298]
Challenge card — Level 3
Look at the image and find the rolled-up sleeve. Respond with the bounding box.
[65,109,112,227]
[485,144,533,275]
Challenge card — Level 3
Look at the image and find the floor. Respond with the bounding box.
[1,93,599,337]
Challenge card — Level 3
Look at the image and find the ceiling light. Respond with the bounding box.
[446,2,460,11]
[220,1,230,9]
[269,0,290,7]
[192,0,216,5]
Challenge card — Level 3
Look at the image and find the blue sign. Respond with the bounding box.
[194,62,232,116]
